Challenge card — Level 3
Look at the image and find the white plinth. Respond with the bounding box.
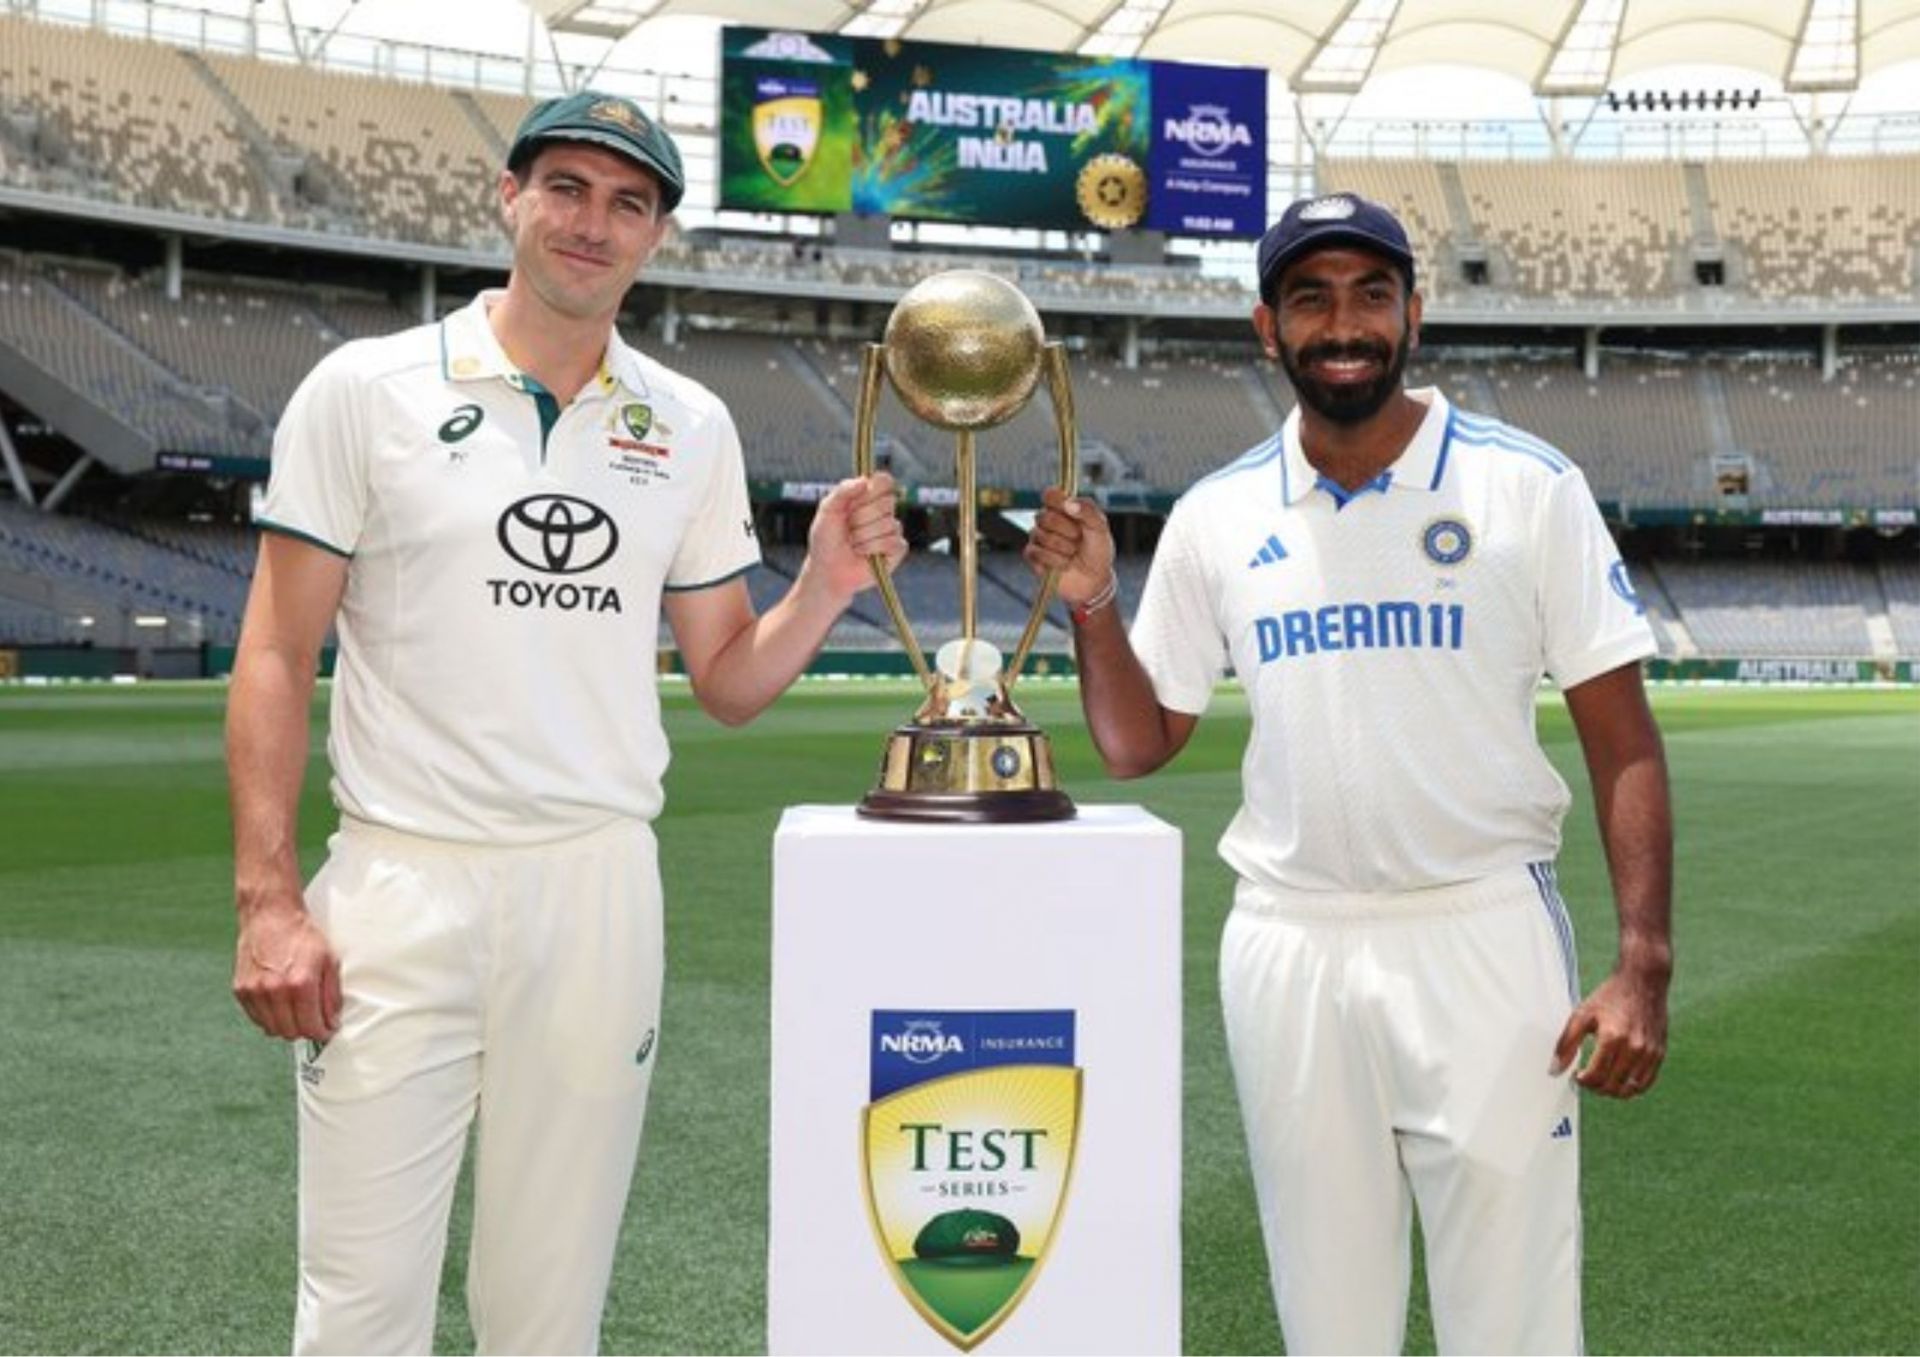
[767,804,1182,1356]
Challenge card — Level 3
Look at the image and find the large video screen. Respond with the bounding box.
[718,28,1266,238]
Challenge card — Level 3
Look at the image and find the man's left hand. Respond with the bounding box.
[807,472,907,602]
[1551,966,1669,1099]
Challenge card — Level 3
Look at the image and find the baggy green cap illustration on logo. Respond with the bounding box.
[914,1209,1021,1265]
[863,1011,1081,1351]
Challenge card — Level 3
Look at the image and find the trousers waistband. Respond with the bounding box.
[334,812,653,859]
[1233,862,1552,923]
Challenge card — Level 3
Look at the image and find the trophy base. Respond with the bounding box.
[857,720,1077,824]
[858,788,1076,824]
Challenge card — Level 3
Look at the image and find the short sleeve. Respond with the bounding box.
[257,347,370,558]
[1538,469,1657,689]
[665,400,761,591]
[1130,496,1229,714]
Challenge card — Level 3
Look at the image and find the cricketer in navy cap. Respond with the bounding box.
[1256,192,1416,305]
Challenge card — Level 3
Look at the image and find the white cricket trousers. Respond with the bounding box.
[292,817,664,1356]
[1221,863,1583,1357]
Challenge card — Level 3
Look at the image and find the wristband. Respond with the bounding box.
[1069,573,1118,626]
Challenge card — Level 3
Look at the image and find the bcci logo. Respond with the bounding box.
[1299,194,1359,221]
[1422,517,1473,566]
[497,494,619,575]
[752,75,822,187]
[864,1010,1080,1351]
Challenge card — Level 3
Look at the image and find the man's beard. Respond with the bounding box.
[1276,331,1411,426]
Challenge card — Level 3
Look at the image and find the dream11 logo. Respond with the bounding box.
[488,493,625,613]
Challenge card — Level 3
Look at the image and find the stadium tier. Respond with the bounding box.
[2,253,1915,510]
[0,498,249,643]
[0,9,1914,674]
[1,11,1916,309]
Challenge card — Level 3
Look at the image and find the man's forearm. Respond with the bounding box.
[1596,746,1674,977]
[688,564,850,727]
[227,644,320,914]
[1072,607,1185,779]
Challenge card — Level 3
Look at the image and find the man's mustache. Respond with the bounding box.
[1294,340,1393,367]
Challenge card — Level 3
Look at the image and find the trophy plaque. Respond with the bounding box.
[854,270,1078,823]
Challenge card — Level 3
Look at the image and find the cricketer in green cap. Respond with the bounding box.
[508,89,685,212]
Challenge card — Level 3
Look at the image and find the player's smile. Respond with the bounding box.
[1302,342,1389,385]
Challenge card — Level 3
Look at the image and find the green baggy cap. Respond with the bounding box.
[912,1209,1022,1265]
[509,90,685,212]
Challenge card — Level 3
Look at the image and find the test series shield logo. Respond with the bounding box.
[752,76,823,187]
[862,1012,1081,1351]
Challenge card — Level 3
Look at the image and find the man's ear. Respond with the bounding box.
[1252,302,1279,360]
[499,168,521,232]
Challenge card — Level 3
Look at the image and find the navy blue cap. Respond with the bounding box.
[1256,192,1415,302]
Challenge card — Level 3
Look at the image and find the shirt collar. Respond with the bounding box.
[1279,386,1454,507]
[439,289,651,401]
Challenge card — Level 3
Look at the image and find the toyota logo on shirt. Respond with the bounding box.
[497,494,619,574]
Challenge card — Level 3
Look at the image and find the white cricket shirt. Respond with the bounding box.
[259,291,759,844]
[1133,388,1655,893]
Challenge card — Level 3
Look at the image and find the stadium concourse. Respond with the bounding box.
[0,2,1916,678]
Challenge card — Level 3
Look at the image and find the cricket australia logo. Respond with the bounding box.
[864,1010,1081,1351]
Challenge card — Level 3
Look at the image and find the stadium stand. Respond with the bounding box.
[197,50,505,249]
[1474,354,1711,506]
[0,11,1912,677]
[0,253,256,457]
[1720,351,1920,507]
[657,330,852,481]
[1458,161,1690,301]
[1881,560,1920,656]
[56,269,341,424]
[1654,559,1879,658]
[1707,156,1920,302]
[0,498,249,641]
[0,11,271,221]
[0,591,92,644]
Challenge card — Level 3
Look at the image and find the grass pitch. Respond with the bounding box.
[0,680,1916,1354]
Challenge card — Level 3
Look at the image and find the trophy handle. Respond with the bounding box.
[1004,343,1078,694]
[853,343,935,690]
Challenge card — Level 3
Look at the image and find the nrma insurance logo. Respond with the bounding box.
[864,1010,1080,1352]
[1163,102,1254,156]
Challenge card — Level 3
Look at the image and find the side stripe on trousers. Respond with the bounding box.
[1528,861,1580,1004]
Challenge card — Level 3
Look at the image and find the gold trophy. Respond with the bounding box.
[854,270,1078,823]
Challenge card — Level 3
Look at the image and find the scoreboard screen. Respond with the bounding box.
[718,27,1266,238]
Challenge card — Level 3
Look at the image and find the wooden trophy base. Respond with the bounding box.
[857,719,1076,823]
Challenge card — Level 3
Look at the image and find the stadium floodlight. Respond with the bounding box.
[133,615,169,628]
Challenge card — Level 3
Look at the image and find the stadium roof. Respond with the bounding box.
[528,0,1920,94]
